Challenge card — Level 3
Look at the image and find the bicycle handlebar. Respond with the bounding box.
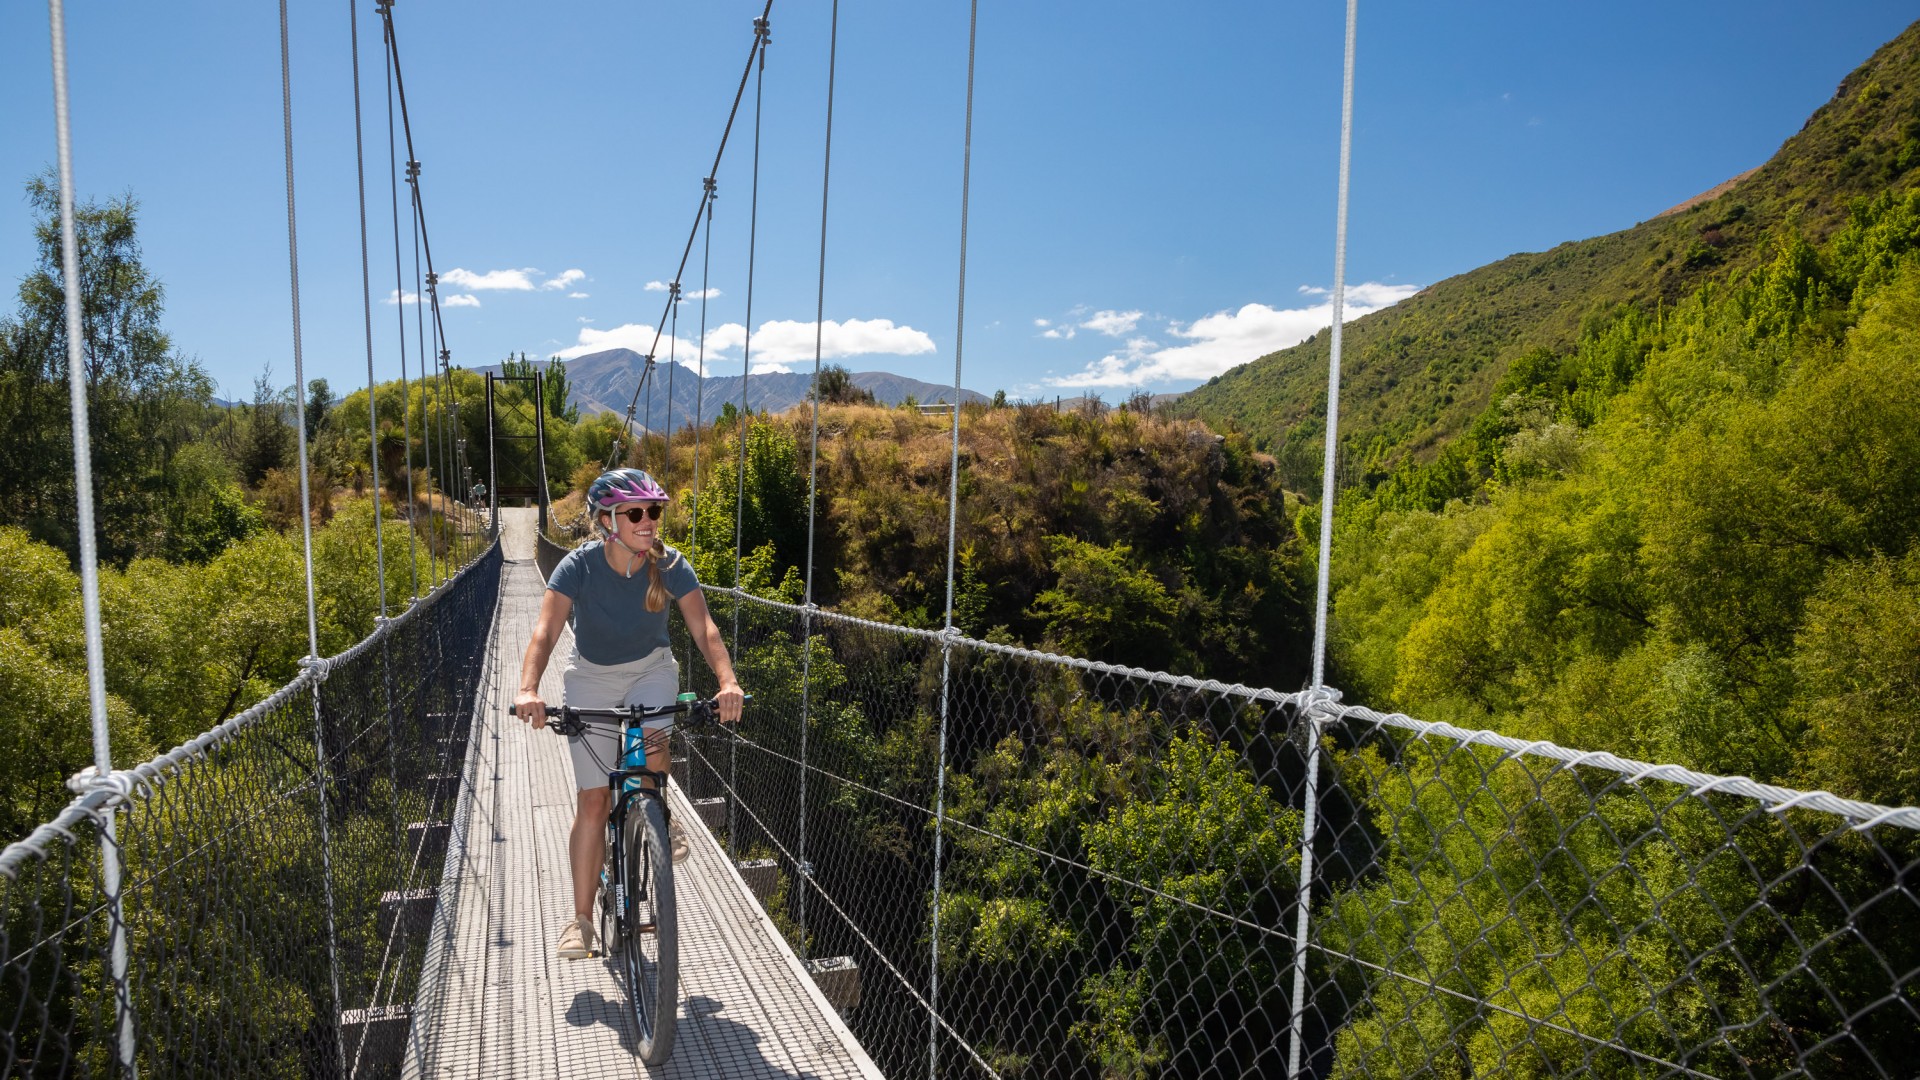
[505,694,749,737]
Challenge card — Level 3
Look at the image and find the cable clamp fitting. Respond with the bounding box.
[703,176,717,197]
[754,16,770,43]
[300,655,334,684]
[797,860,815,879]
[406,160,421,182]
[1301,685,1344,725]
[66,765,136,801]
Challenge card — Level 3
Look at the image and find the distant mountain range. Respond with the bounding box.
[478,348,986,433]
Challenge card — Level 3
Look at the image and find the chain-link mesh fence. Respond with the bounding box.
[676,590,1920,1080]
[1,542,500,1079]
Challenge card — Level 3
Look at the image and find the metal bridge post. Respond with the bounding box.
[485,373,498,535]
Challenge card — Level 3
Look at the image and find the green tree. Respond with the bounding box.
[1031,536,1180,666]
[0,175,212,560]
[809,363,876,405]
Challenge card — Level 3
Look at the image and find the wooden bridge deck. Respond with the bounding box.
[404,518,881,1079]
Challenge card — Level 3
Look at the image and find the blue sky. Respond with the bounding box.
[3,2,1914,404]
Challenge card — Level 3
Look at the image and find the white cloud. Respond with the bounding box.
[645,281,670,292]
[684,287,721,300]
[577,317,594,324]
[1034,318,1051,328]
[568,292,590,299]
[554,315,935,368]
[552,324,699,362]
[441,267,537,291]
[383,289,479,308]
[1046,282,1422,389]
[723,317,935,365]
[542,268,586,290]
[1040,326,1076,340]
[1080,309,1143,336]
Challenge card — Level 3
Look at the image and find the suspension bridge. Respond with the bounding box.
[6,1,1920,1078]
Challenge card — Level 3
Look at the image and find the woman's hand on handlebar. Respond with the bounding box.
[716,681,745,725]
[514,689,548,729]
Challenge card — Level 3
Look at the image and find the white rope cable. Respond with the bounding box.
[44,3,136,1072]
[277,2,347,1073]
[1289,6,1359,1077]
[929,2,980,1076]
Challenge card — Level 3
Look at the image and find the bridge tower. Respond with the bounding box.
[486,369,552,532]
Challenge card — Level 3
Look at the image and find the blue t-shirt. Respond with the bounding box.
[546,541,701,664]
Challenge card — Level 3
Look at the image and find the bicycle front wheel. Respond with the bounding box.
[619,793,678,1063]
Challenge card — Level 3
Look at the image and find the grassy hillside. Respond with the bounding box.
[1181,20,1920,488]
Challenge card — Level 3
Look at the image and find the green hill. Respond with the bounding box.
[1181,20,1920,487]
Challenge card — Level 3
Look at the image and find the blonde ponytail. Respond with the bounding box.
[645,538,672,612]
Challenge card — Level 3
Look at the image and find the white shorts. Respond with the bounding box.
[559,646,681,790]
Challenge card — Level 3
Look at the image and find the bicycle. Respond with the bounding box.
[512,691,741,1063]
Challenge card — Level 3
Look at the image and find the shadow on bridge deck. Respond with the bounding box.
[403,517,880,1078]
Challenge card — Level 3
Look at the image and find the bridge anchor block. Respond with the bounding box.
[378,887,439,938]
[805,956,861,1011]
[735,858,777,902]
[339,1003,411,1074]
[692,797,726,832]
[407,820,451,863]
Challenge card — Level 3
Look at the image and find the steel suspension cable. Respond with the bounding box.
[346,0,408,913]
[277,1,348,1072]
[410,175,435,586]
[1289,3,1360,1078]
[734,18,768,598]
[666,282,679,486]
[384,7,464,582]
[733,14,771,843]
[348,0,387,618]
[690,188,713,577]
[382,7,420,600]
[796,0,843,962]
[928,3,980,1075]
[608,0,775,467]
[43,3,136,1073]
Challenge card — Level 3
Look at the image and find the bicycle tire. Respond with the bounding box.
[622,794,678,1063]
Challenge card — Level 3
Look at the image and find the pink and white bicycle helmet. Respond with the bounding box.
[587,468,669,510]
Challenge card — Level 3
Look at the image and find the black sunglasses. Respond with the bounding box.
[615,505,664,524]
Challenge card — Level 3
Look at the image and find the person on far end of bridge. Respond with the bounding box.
[512,467,746,961]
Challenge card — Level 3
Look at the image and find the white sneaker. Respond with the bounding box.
[670,820,690,863]
[557,916,595,959]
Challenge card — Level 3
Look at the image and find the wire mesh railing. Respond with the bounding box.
[1,542,501,1079]
[675,589,1920,1080]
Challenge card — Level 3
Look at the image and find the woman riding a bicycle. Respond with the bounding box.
[513,467,745,960]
